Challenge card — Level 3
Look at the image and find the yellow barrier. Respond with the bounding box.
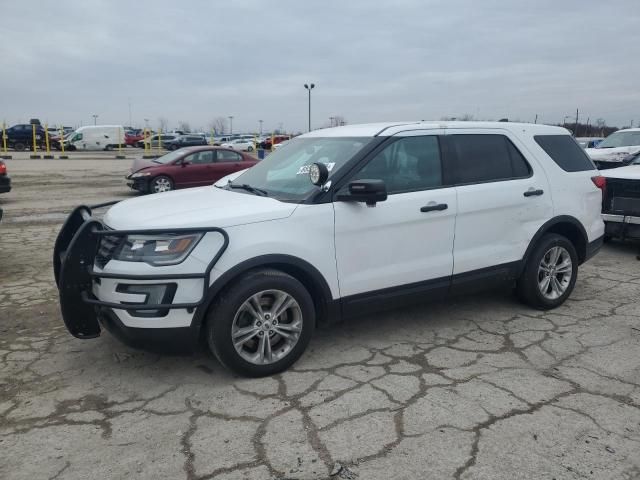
[44,124,51,155]
[211,129,215,145]
[32,124,37,153]
[118,126,123,157]
[157,128,162,156]
[59,125,66,155]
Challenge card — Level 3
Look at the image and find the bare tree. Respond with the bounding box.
[177,121,191,133]
[333,115,347,126]
[158,117,169,132]
[209,117,226,135]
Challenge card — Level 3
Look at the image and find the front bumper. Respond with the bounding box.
[126,176,150,192]
[603,214,640,240]
[0,175,11,193]
[53,203,229,346]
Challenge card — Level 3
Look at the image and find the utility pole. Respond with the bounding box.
[585,117,590,137]
[534,114,538,124]
[304,83,315,132]
[128,98,132,127]
[259,119,263,136]
[92,114,98,125]
[329,116,335,127]
[228,116,234,135]
[574,108,579,136]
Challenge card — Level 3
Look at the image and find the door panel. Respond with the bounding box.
[446,129,553,274]
[333,131,456,299]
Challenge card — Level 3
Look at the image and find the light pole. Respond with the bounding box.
[304,83,315,132]
[563,115,571,128]
[144,118,149,129]
[92,114,98,125]
[259,119,263,136]
[228,116,234,135]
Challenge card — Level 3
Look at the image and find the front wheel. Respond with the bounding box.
[247,145,254,152]
[150,175,173,193]
[516,233,578,310]
[205,269,315,377]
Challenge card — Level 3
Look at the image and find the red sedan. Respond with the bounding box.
[126,146,258,194]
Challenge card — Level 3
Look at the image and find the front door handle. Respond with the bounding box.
[523,189,544,197]
[420,203,448,213]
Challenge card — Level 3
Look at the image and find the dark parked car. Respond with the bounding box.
[0,159,11,223]
[126,146,258,193]
[164,135,208,150]
[4,124,45,151]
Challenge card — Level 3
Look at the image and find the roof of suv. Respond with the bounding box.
[301,121,569,138]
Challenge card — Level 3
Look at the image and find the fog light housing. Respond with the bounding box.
[116,283,177,318]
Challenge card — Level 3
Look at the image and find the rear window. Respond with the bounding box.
[534,135,594,172]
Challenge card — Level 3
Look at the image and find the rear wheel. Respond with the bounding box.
[150,175,173,193]
[247,145,254,152]
[205,269,315,377]
[517,233,578,310]
[14,142,25,151]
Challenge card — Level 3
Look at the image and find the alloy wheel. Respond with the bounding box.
[152,177,172,193]
[537,246,573,300]
[231,289,303,365]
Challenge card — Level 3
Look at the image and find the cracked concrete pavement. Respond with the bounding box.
[1,156,640,479]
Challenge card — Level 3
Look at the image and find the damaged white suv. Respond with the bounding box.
[55,122,605,376]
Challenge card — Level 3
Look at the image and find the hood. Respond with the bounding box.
[129,158,160,174]
[585,146,640,162]
[103,186,297,230]
[600,165,640,180]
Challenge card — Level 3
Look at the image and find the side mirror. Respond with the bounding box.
[180,160,189,167]
[337,179,387,207]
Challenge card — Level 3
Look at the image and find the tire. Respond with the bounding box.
[247,145,254,152]
[169,144,178,151]
[150,175,173,193]
[205,269,315,377]
[516,233,578,310]
[14,142,25,151]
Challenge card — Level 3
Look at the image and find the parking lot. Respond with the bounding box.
[1,154,640,479]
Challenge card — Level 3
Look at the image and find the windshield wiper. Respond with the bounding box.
[227,182,268,196]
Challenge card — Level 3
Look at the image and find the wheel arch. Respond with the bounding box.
[522,216,589,270]
[193,254,339,333]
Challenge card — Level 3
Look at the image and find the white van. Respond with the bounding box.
[66,125,125,151]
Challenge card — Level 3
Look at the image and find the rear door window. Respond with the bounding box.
[448,134,531,184]
[534,135,595,172]
[217,150,242,162]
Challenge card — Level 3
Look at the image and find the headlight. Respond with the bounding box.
[112,233,203,265]
[131,171,152,178]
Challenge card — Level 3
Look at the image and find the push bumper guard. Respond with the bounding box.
[53,202,229,339]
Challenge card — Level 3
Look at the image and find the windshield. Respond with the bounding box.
[597,131,640,149]
[152,148,191,164]
[227,136,373,201]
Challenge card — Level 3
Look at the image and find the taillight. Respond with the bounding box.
[591,175,606,190]
[0,162,6,175]
[591,175,606,205]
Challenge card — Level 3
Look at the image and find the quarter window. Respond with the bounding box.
[534,135,595,172]
[449,134,531,184]
[353,136,442,194]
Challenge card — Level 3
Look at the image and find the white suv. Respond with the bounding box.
[54,122,605,376]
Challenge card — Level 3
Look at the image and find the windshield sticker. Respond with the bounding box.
[296,162,335,175]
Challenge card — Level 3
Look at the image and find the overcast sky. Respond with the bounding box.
[1,0,639,133]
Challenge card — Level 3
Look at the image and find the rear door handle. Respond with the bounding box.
[523,189,544,197]
[420,203,448,213]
